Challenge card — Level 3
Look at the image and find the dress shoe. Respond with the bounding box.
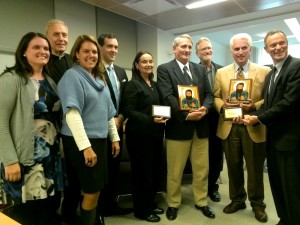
[253,208,268,223]
[95,214,105,225]
[209,191,221,202]
[195,205,215,219]
[135,213,160,223]
[166,207,178,221]
[102,205,133,216]
[152,207,164,215]
[223,202,246,214]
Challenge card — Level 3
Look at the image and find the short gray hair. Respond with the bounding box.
[173,34,193,48]
[230,33,252,49]
[45,19,68,34]
[195,37,211,51]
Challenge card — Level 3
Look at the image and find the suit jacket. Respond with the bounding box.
[49,53,73,84]
[105,64,128,115]
[157,59,213,140]
[122,77,165,138]
[214,62,271,143]
[257,55,300,151]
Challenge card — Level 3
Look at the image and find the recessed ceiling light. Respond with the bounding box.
[186,0,227,9]
[284,18,300,43]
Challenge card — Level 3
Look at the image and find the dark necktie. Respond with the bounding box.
[237,67,245,79]
[268,66,277,96]
[183,66,192,84]
[107,65,119,109]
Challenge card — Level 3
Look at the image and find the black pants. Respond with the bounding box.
[267,143,300,225]
[97,129,123,213]
[10,197,60,225]
[126,131,163,218]
[207,110,223,194]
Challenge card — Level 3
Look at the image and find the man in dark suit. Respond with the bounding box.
[195,37,223,202]
[46,19,78,225]
[157,34,215,221]
[96,34,131,224]
[243,30,300,225]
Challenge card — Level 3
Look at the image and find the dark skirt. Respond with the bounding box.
[62,135,108,193]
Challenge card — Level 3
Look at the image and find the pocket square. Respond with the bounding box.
[122,79,127,82]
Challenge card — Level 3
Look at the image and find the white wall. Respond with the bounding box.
[0,0,230,75]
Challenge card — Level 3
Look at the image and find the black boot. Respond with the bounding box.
[80,208,97,225]
[95,213,105,225]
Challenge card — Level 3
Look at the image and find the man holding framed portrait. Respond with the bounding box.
[157,34,214,221]
[214,33,271,223]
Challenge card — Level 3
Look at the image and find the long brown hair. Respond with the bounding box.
[70,34,105,80]
[1,32,52,83]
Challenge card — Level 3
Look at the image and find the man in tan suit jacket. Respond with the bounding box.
[214,33,271,223]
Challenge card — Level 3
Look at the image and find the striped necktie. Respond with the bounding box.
[237,67,245,79]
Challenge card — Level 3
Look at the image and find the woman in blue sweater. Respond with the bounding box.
[57,35,119,225]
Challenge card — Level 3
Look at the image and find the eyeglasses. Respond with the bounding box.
[197,47,212,52]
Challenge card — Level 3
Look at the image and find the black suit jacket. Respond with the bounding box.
[122,77,165,138]
[257,55,300,151]
[157,59,213,140]
[105,64,128,115]
[49,53,73,84]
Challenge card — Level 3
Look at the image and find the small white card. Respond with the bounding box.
[152,105,171,118]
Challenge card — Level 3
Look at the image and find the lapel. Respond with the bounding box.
[226,64,235,81]
[171,60,189,85]
[248,62,257,81]
[189,63,199,86]
[267,55,291,106]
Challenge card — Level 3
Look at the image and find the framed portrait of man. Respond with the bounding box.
[177,85,200,111]
[228,79,252,103]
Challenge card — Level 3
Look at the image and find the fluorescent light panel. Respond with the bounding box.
[284,18,300,43]
[186,0,227,9]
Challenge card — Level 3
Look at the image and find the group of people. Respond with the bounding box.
[0,17,299,225]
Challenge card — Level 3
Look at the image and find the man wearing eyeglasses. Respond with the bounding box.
[195,37,223,203]
[214,33,271,223]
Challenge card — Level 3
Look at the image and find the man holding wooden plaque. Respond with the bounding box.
[214,33,271,223]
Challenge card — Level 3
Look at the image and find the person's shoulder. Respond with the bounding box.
[0,70,22,83]
[212,61,223,69]
[217,63,233,73]
[157,60,174,69]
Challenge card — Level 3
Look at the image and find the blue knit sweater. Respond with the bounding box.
[57,65,116,138]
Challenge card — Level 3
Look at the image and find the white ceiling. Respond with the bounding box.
[81,0,300,48]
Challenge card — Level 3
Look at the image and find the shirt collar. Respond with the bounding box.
[234,60,249,73]
[176,59,190,71]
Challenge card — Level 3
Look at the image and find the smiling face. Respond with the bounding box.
[76,41,98,74]
[99,37,118,64]
[196,40,213,64]
[46,22,68,56]
[135,53,154,77]
[231,38,251,66]
[24,36,50,69]
[173,37,192,65]
[264,32,288,64]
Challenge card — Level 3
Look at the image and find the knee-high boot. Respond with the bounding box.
[80,208,96,225]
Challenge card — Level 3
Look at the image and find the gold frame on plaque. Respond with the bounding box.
[178,85,200,111]
[228,79,252,103]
